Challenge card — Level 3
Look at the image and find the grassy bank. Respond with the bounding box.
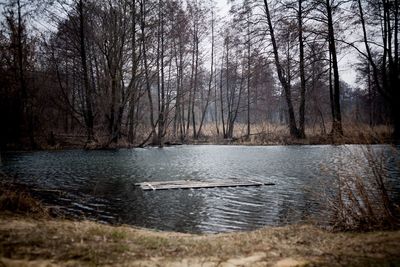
[1,166,400,266]
[1,212,400,267]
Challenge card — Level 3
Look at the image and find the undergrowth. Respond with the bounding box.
[0,181,48,217]
[324,145,400,231]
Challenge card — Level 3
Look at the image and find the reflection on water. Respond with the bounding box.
[0,145,399,233]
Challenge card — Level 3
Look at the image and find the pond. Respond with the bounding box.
[0,145,399,233]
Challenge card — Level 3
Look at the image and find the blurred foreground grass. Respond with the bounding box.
[1,212,400,266]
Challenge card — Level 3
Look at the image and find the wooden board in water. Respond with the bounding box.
[135,179,275,191]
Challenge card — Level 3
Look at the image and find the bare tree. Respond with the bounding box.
[263,0,301,138]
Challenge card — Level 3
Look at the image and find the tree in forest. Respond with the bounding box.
[350,0,399,140]
[324,0,343,136]
[77,0,96,144]
[263,0,302,138]
[196,0,216,139]
[0,0,396,148]
[303,0,344,137]
[0,0,37,148]
[218,27,247,139]
[231,0,254,139]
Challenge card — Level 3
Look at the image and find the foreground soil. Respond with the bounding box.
[0,213,400,267]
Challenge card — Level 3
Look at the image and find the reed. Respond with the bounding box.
[324,145,400,231]
[0,182,48,217]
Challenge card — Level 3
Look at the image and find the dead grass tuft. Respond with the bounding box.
[165,122,392,146]
[38,122,393,148]
[322,145,400,232]
[0,182,48,217]
[0,214,400,266]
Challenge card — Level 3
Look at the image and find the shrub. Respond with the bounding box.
[0,182,48,216]
[326,145,400,231]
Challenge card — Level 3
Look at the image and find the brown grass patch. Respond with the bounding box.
[38,122,393,148]
[0,182,48,217]
[316,145,400,232]
[171,122,392,146]
[0,213,400,266]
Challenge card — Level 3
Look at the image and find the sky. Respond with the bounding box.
[215,0,231,15]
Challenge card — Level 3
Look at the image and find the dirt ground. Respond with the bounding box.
[0,212,400,267]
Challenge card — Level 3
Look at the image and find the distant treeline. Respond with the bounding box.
[0,0,398,149]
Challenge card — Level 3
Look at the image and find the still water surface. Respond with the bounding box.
[1,145,399,233]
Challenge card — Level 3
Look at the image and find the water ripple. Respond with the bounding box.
[1,145,399,233]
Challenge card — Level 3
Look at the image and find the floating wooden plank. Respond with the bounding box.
[135,179,275,191]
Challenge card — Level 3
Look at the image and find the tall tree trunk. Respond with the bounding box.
[128,1,138,144]
[298,0,306,138]
[172,39,180,139]
[229,65,245,139]
[192,29,198,139]
[78,0,96,145]
[390,0,400,140]
[263,0,300,138]
[186,34,195,137]
[246,10,251,139]
[196,8,214,139]
[219,58,226,138]
[326,0,343,136]
[179,39,185,140]
[157,0,165,147]
[357,0,384,97]
[140,0,156,144]
[214,62,220,136]
[16,0,36,148]
[225,38,230,139]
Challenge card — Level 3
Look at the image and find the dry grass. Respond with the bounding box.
[0,182,48,218]
[40,122,392,148]
[168,122,392,146]
[336,123,393,144]
[0,213,400,266]
[319,145,400,232]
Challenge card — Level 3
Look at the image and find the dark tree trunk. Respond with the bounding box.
[140,0,157,144]
[298,0,306,138]
[219,60,226,138]
[78,0,96,145]
[326,0,343,137]
[16,0,36,148]
[246,10,251,139]
[156,0,165,147]
[197,9,215,139]
[263,0,300,138]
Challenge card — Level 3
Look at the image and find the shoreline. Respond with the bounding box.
[1,137,396,152]
[1,123,395,151]
[1,212,400,266]
[1,179,400,266]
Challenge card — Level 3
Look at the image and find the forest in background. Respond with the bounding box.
[0,0,398,149]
